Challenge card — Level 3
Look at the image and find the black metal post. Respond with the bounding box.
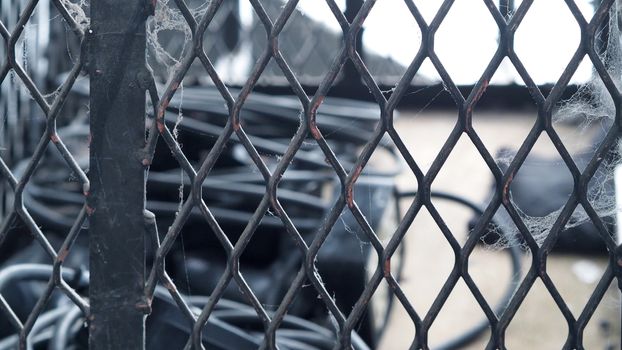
[88,0,149,348]
[343,0,364,89]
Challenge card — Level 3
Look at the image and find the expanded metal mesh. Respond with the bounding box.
[0,0,621,349]
[0,0,89,348]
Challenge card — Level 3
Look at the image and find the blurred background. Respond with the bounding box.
[1,0,620,349]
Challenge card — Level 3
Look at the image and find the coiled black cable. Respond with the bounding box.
[0,81,522,349]
[0,264,369,350]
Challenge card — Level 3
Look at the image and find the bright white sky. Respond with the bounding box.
[293,0,597,85]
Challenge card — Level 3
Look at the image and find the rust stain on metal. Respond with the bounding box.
[346,187,354,207]
[502,172,514,205]
[466,79,489,115]
[269,197,280,215]
[156,120,165,133]
[164,280,177,293]
[481,78,489,93]
[57,247,70,262]
[157,98,170,121]
[310,121,321,139]
[475,79,489,102]
[309,97,324,139]
[311,96,325,112]
[135,301,151,314]
[346,165,363,208]
[383,259,391,278]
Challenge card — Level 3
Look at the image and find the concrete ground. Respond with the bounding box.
[377,110,619,349]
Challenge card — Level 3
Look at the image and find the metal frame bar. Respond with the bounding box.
[87,1,150,348]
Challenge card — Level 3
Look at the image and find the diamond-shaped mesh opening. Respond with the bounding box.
[468,233,523,308]
[396,207,454,314]
[362,0,421,85]
[391,65,456,177]
[514,0,584,85]
[505,278,569,348]
[276,0,344,83]
[428,279,490,347]
[581,274,619,349]
[434,0,499,86]
[376,283,417,349]
[506,134,575,240]
[472,59,537,152]
[546,210,609,316]
[431,135,495,214]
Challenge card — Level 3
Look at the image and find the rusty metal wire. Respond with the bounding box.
[0,0,90,349]
[1,0,621,349]
[145,0,622,348]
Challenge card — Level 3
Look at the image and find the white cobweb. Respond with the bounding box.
[146,0,209,83]
[489,1,622,249]
[59,0,90,29]
[58,0,209,83]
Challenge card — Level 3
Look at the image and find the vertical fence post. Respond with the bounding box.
[343,0,364,90]
[87,1,150,348]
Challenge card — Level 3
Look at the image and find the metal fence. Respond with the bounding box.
[1,0,621,349]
